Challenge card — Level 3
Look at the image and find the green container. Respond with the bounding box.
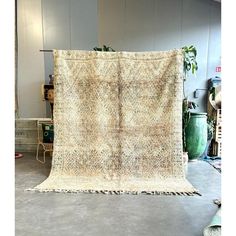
[185,112,207,160]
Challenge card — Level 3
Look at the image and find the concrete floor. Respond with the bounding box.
[15,152,221,236]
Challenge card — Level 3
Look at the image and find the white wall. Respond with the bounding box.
[17,0,221,117]
[41,0,98,116]
[99,0,221,112]
[17,0,46,118]
[17,0,98,118]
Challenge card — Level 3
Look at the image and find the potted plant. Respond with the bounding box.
[182,46,208,161]
[182,98,198,170]
[93,45,115,52]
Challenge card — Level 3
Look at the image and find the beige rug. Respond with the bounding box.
[32,49,199,195]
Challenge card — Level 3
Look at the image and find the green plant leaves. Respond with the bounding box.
[93,45,115,52]
[93,47,102,51]
[192,63,195,74]
[182,45,198,78]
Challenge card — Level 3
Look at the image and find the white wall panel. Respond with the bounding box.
[70,0,98,50]
[17,0,46,117]
[99,0,125,51]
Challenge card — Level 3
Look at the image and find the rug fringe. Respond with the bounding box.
[26,188,201,196]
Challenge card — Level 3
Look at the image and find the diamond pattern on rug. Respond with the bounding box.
[31,49,198,195]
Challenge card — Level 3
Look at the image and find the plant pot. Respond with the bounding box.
[185,112,207,161]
